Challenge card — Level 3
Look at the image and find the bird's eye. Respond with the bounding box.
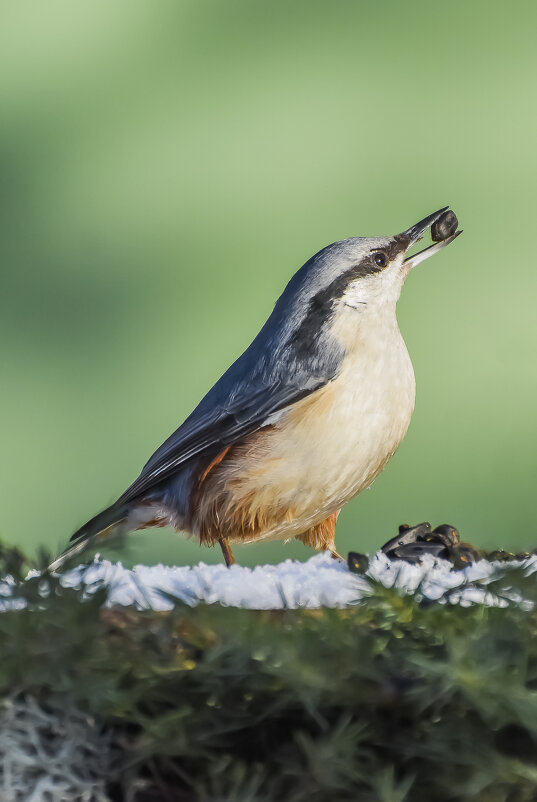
[373,252,388,268]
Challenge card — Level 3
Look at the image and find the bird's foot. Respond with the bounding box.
[330,550,344,562]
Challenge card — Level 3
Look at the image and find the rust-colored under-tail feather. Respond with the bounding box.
[295,510,340,552]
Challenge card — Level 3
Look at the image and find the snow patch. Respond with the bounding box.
[53,550,537,611]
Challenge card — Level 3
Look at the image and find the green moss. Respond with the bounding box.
[2,543,537,800]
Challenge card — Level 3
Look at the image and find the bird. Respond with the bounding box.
[50,207,461,571]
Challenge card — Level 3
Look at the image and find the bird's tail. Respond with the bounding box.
[48,503,130,573]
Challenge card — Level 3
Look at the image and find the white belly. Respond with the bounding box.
[213,318,416,544]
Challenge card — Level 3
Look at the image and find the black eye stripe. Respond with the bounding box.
[290,238,408,352]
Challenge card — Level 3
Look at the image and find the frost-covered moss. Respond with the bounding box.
[0,696,111,802]
[2,542,537,801]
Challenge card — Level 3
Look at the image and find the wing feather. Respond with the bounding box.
[115,377,325,506]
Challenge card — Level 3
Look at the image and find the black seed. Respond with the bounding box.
[347,552,369,574]
[431,210,458,241]
[381,522,432,554]
[430,524,460,547]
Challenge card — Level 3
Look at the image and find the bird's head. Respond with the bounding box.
[338,206,461,311]
[274,207,461,354]
[297,207,461,314]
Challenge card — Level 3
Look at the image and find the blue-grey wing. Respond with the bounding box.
[115,246,347,506]
[115,373,328,506]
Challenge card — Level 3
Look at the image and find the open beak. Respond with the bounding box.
[402,207,462,269]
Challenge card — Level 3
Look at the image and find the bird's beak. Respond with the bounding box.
[402,207,462,269]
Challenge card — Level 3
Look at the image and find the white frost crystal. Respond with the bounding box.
[0,696,112,802]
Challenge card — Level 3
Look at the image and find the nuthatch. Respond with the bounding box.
[51,208,461,570]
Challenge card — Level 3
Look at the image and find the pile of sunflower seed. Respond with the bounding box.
[348,521,535,575]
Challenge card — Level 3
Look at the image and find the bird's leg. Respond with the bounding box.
[219,537,235,567]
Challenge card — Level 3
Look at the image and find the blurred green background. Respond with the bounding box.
[1,0,536,566]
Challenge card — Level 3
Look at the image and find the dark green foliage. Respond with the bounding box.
[2,543,537,800]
